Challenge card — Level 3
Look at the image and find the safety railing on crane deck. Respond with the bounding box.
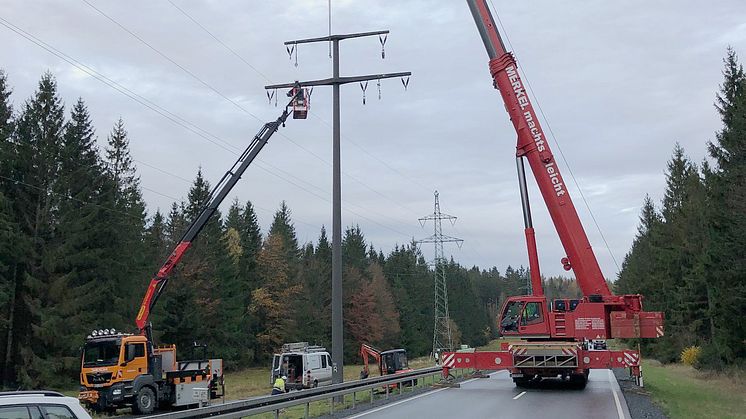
[140,365,473,419]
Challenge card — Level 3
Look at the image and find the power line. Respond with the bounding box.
[0,173,144,221]
[165,1,432,212]
[78,0,417,240]
[0,17,414,239]
[488,0,621,274]
[165,0,273,82]
[80,0,332,171]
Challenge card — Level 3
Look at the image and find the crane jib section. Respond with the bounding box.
[134,109,290,332]
[489,52,610,297]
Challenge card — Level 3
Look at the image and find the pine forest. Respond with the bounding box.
[1,47,746,390]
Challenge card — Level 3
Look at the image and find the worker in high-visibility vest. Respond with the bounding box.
[271,375,287,395]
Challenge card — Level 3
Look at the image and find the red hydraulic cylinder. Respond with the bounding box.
[524,227,543,296]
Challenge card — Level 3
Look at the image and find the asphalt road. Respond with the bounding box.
[344,370,632,419]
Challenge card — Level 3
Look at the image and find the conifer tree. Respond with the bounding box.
[104,119,147,319]
[701,47,746,367]
[0,69,17,387]
[250,233,301,358]
[10,73,66,386]
[174,170,233,357]
[0,70,12,144]
[269,201,299,266]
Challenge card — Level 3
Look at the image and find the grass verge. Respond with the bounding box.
[223,356,435,400]
[643,360,746,419]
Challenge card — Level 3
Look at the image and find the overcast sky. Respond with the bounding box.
[2,0,745,279]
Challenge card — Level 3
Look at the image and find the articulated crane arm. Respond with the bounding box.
[135,86,306,337]
[359,344,382,378]
[466,0,610,297]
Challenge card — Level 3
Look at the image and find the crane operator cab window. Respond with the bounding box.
[500,300,547,335]
[500,301,523,334]
[521,302,543,326]
[381,351,408,375]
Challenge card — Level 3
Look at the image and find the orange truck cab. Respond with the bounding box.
[78,329,223,414]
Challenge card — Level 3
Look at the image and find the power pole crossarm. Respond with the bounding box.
[284,30,389,45]
[264,72,411,90]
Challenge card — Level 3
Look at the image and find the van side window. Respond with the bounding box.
[321,354,327,368]
[307,355,321,370]
[326,355,332,368]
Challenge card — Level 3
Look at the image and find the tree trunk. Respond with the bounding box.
[2,264,18,386]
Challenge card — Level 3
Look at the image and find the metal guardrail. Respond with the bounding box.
[145,366,447,419]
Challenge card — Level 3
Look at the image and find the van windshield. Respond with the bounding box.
[83,340,121,367]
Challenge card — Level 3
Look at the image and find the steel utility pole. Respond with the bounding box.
[417,191,463,360]
[266,30,410,385]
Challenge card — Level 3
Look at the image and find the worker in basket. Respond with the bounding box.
[272,375,287,395]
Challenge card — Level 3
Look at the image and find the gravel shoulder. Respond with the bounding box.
[613,368,667,419]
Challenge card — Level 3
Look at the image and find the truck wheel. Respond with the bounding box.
[133,387,156,415]
[569,373,588,390]
[513,378,530,388]
[313,380,318,388]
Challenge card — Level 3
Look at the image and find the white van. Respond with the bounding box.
[271,342,333,390]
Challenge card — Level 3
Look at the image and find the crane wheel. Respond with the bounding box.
[513,378,531,388]
[133,387,156,415]
[569,373,588,390]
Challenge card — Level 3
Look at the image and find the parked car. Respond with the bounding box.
[0,391,92,419]
[271,342,333,390]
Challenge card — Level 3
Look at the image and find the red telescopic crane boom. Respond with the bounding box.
[467,0,610,297]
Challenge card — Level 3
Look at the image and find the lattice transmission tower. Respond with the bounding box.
[417,191,463,359]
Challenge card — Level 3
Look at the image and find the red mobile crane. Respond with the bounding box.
[438,1,665,388]
[79,86,309,413]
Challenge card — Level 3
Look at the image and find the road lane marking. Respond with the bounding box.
[346,371,505,418]
[607,370,628,419]
[512,391,526,400]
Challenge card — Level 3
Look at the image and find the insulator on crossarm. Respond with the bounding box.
[379,34,387,59]
[401,76,410,91]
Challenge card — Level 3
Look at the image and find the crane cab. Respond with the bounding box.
[379,349,411,375]
[289,87,310,119]
[499,296,551,338]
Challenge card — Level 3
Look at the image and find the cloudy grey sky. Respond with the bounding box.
[2,1,745,279]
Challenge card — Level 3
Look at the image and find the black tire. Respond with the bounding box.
[133,387,156,415]
[569,373,588,390]
[513,378,530,388]
[313,380,318,388]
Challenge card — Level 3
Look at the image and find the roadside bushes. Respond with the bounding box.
[680,346,701,366]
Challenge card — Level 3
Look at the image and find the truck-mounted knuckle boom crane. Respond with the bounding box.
[78,85,309,414]
[439,1,665,388]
